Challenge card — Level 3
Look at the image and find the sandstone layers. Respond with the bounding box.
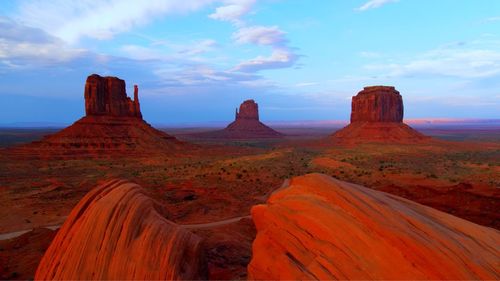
[333,86,428,143]
[35,179,207,280]
[8,74,181,157]
[248,173,500,280]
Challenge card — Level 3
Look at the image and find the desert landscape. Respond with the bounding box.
[1,1,499,280]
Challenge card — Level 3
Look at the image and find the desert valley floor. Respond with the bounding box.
[0,125,499,280]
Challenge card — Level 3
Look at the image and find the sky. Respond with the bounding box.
[1,0,499,125]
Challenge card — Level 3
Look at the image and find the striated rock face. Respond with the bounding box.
[351,86,403,123]
[332,86,428,143]
[248,173,500,280]
[35,179,207,280]
[235,99,259,120]
[84,74,142,118]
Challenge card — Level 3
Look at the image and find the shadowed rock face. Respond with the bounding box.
[248,173,500,280]
[35,179,207,280]
[85,74,142,118]
[332,86,428,143]
[235,99,259,120]
[351,86,403,123]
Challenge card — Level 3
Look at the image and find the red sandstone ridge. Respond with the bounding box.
[7,74,182,157]
[248,173,500,280]
[35,179,207,280]
[192,100,283,139]
[332,86,429,143]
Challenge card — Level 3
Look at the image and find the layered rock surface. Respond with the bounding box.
[248,173,500,280]
[7,74,181,157]
[35,179,207,280]
[332,86,428,143]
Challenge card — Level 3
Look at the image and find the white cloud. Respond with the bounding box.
[233,25,287,46]
[365,48,500,79]
[208,0,255,23]
[234,49,298,72]
[14,0,216,43]
[356,0,398,11]
[484,16,500,23]
[0,17,87,66]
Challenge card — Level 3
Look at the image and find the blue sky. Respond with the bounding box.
[1,0,499,125]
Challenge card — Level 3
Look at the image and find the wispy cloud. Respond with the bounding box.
[14,0,216,43]
[364,48,500,79]
[234,49,298,72]
[233,25,287,46]
[356,0,399,11]
[0,17,87,66]
[208,0,255,24]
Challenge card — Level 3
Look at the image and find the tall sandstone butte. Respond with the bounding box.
[248,173,500,280]
[35,179,207,280]
[7,74,180,157]
[332,86,428,143]
[84,74,142,118]
[223,99,283,138]
[351,86,403,122]
[191,99,283,139]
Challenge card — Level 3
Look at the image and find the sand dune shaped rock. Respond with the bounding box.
[249,173,500,280]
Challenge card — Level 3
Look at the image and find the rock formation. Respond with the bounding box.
[8,74,182,157]
[190,99,283,139]
[332,86,429,143]
[35,179,207,280]
[351,86,403,122]
[248,173,500,280]
[84,74,142,118]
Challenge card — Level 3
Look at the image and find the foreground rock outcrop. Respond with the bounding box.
[35,179,206,280]
[248,173,500,280]
[190,100,283,139]
[332,86,429,143]
[7,74,182,157]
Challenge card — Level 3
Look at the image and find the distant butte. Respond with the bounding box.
[192,99,283,140]
[7,74,182,158]
[332,86,429,143]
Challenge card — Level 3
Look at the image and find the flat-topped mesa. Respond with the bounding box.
[351,86,403,123]
[84,74,142,118]
[235,99,259,121]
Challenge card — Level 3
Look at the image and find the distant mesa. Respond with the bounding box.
[248,173,500,280]
[35,179,207,280]
[191,99,283,140]
[7,74,182,157]
[332,86,429,143]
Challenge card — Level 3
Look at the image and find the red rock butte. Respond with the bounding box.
[6,74,182,158]
[195,99,283,139]
[84,74,142,118]
[248,173,500,280]
[332,86,429,143]
[35,179,207,280]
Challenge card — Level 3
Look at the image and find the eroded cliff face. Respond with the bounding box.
[35,179,207,280]
[248,173,500,280]
[351,86,403,123]
[84,74,142,118]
